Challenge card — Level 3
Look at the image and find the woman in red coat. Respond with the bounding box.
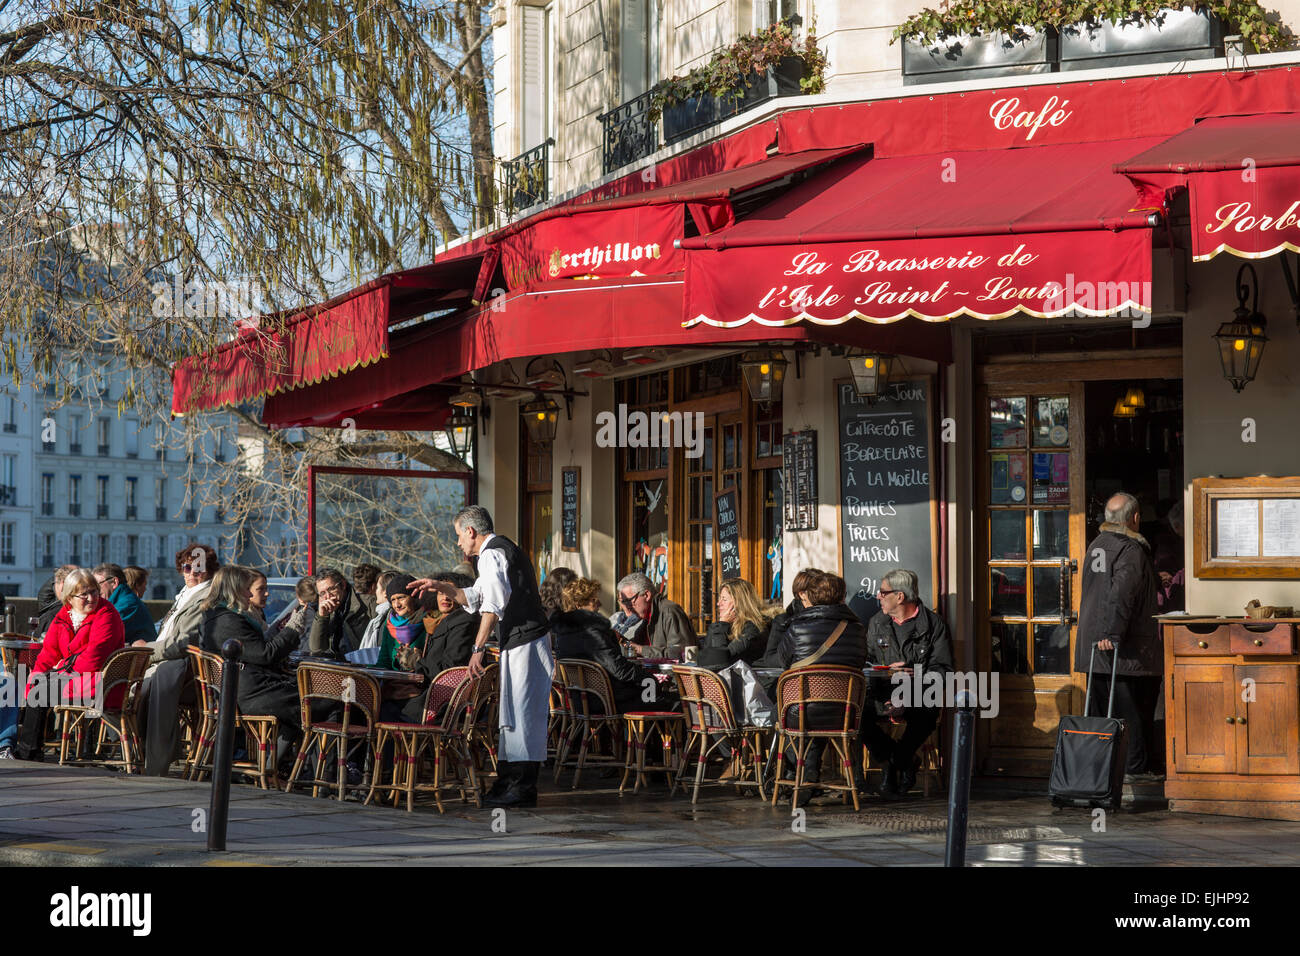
[15,568,126,761]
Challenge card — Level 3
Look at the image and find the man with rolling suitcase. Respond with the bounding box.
[1069,492,1162,781]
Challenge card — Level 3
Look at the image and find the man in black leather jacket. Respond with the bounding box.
[776,571,868,801]
[863,568,953,799]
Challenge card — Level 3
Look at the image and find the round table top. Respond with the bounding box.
[0,639,41,649]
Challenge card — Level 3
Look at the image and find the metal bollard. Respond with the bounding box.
[944,690,977,868]
[208,639,243,852]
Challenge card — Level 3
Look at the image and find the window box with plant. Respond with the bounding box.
[894,2,1285,85]
[652,21,827,146]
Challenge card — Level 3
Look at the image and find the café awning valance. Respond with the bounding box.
[680,137,1164,327]
[1115,112,1300,262]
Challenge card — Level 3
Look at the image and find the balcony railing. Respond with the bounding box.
[69,443,82,455]
[126,506,137,520]
[98,443,110,456]
[501,138,553,213]
[40,555,54,568]
[69,503,81,517]
[70,551,80,564]
[186,508,197,523]
[214,507,226,523]
[2,553,16,566]
[2,423,16,433]
[598,88,658,176]
[0,485,15,506]
[41,503,54,516]
[97,504,109,519]
[156,506,167,521]
[42,441,55,452]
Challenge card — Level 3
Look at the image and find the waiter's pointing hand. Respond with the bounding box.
[408,578,459,600]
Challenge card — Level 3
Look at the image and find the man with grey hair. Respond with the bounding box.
[616,571,696,657]
[410,505,553,808]
[863,568,953,799]
[1076,491,1161,780]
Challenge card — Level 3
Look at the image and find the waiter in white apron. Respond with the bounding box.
[411,505,554,808]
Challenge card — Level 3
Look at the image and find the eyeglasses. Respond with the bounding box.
[618,594,634,607]
[72,590,98,602]
[182,563,196,573]
[877,588,898,597]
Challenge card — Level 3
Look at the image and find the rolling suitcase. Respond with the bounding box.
[1049,642,1128,809]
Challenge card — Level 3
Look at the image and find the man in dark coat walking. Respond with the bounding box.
[1076,491,1162,778]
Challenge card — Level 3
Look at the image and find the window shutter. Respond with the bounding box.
[620,0,647,101]
[520,5,548,151]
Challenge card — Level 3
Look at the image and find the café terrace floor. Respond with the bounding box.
[2,762,1299,866]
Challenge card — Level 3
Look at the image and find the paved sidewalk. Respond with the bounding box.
[2,762,1298,866]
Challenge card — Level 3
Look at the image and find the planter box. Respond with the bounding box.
[1060,6,1224,70]
[663,55,806,145]
[903,28,1056,86]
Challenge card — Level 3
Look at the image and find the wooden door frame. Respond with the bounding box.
[972,349,1181,774]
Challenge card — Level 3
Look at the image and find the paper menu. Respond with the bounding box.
[1216,499,1259,557]
[1263,499,1300,557]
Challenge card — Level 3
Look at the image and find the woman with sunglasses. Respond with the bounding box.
[14,568,126,760]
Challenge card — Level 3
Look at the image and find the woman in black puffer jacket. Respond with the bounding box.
[551,578,679,714]
[774,571,868,791]
[198,566,303,751]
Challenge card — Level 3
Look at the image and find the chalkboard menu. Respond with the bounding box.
[560,467,580,552]
[783,430,818,531]
[715,486,741,580]
[837,377,936,607]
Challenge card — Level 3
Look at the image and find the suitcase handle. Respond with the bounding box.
[1083,640,1120,719]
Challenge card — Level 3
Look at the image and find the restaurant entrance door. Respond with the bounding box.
[677,403,744,635]
[974,350,1181,776]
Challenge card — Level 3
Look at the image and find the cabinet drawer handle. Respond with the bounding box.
[1237,717,1247,725]
[1198,641,1209,648]
[1226,716,1235,724]
[1254,639,1265,647]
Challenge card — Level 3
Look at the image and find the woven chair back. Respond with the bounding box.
[775,666,867,734]
[557,659,616,719]
[670,665,738,733]
[295,662,381,731]
[470,662,499,730]
[96,647,152,715]
[422,666,470,724]
[186,647,223,721]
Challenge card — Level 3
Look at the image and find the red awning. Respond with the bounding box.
[172,144,864,415]
[1115,113,1300,262]
[262,274,951,428]
[681,138,1161,325]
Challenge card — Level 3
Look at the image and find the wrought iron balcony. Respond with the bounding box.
[40,555,54,568]
[0,485,15,506]
[97,504,109,518]
[69,503,81,516]
[69,443,82,455]
[598,89,658,175]
[186,508,197,523]
[2,423,16,433]
[126,506,137,520]
[42,441,55,452]
[156,506,167,521]
[501,138,553,213]
[97,443,110,455]
[41,503,54,516]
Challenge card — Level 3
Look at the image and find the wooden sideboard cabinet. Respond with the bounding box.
[1164,618,1300,819]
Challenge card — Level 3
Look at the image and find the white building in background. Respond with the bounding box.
[0,347,240,601]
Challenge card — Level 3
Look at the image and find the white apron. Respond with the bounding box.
[497,635,555,763]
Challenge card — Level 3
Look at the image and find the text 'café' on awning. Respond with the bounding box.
[174,64,1300,786]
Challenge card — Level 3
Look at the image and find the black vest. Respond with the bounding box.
[479,535,550,651]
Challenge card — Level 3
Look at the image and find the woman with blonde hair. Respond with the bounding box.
[699,578,771,668]
[15,568,126,760]
[197,565,303,772]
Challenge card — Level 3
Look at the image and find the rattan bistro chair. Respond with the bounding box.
[547,680,570,760]
[54,646,152,773]
[466,662,500,782]
[553,659,624,788]
[286,661,381,800]
[771,666,867,811]
[185,647,283,790]
[368,667,481,813]
[670,665,767,804]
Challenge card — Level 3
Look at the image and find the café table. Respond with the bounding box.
[0,638,41,674]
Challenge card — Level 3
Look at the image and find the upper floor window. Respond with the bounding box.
[620,0,661,102]
[520,3,554,152]
[754,0,800,29]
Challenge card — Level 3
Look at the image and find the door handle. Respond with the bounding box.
[1058,557,1078,626]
